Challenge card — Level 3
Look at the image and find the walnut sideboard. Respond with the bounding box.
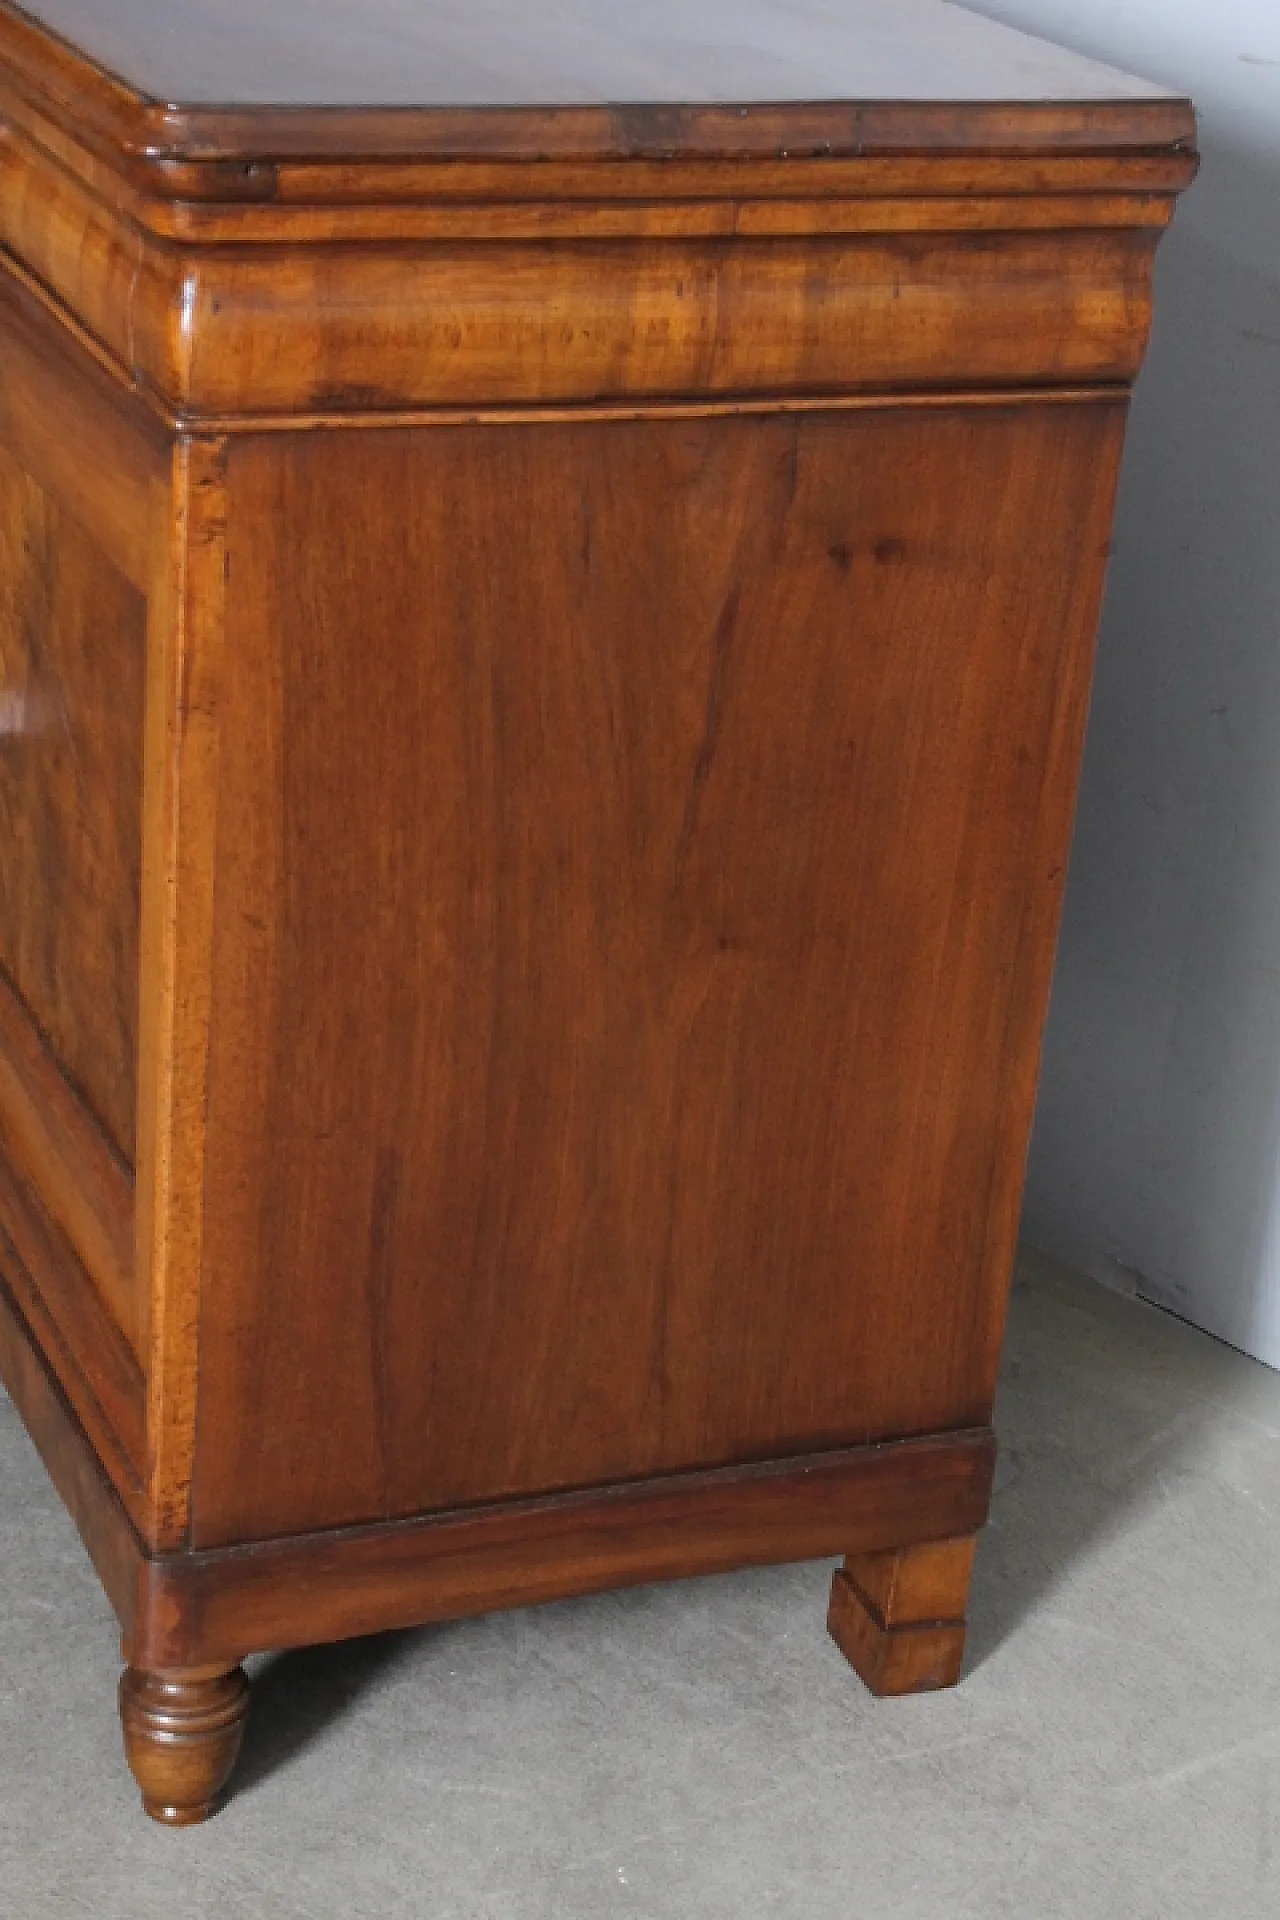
[0,0,1194,1826]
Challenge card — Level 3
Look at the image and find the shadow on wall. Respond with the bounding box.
[1025,131,1280,1369]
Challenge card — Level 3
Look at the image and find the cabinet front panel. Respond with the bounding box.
[193,399,1123,1546]
[0,438,144,1168]
[0,266,166,1506]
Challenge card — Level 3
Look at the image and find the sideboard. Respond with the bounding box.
[0,0,1195,1824]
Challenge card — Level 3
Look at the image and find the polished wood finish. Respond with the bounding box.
[827,1536,977,1696]
[119,1665,250,1827]
[0,1147,145,1515]
[0,0,1194,1826]
[0,1262,995,1671]
[0,971,135,1352]
[2,0,1181,112]
[142,1432,997,1674]
[0,264,163,593]
[0,434,144,1166]
[0,1272,142,1632]
[134,436,227,1554]
[0,0,1194,424]
[194,399,1123,1547]
[0,118,1188,420]
[0,260,155,1526]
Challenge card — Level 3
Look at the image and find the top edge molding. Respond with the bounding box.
[0,0,1196,200]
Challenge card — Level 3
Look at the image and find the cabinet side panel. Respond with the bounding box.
[193,401,1122,1547]
[0,435,144,1165]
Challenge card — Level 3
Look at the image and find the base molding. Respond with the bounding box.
[142,1429,995,1670]
[0,1268,994,1671]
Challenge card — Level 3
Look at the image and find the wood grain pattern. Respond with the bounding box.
[0,81,1198,230]
[191,399,1122,1548]
[144,1432,997,1672]
[0,1142,145,1512]
[134,438,226,1551]
[4,0,1181,113]
[841,1535,979,1628]
[0,259,164,592]
[0,971,136,1351]
[0,11,1193,427]
[148,188,1186,248]
[0,0,1191,189]
[0,1262,143,1624]
[0,119,1181,419]
[0,0,1196,1818]
[827,1535,977,1695]
[0,1248,993,1683]
[160,230,1161,419]
[0,46,1199,228]
[119,1665,249,1826]
[0,252,162,1526]
[0,436,144,1165]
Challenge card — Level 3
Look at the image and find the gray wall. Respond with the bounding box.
[971,1,1280,1364]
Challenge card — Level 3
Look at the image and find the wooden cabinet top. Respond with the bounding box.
[0,0,1193,174]
[6,0,1180,110]
[0,0,1197,422]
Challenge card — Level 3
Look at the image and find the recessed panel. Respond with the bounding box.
[0,439,144,1167]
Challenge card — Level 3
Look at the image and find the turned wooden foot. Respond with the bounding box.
[827,1535,976,1696]
[119,1665,250,1826]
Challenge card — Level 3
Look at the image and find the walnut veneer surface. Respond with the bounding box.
[0,0,1195,1827]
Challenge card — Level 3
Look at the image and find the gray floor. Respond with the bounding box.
[2,1249,1279,1918]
